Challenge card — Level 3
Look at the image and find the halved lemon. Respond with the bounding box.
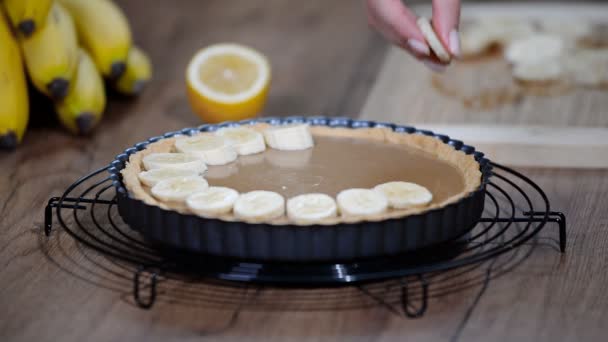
[186,43,271,123]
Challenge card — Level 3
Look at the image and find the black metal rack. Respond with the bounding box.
[43,162,566,317]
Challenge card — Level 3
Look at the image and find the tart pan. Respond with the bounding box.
[109,117,492,262]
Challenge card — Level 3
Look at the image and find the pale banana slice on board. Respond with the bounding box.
[505,34,564,65]
[216,126,266,155]
[487,18,536,44]
[175,134,238,166]
[337,188,388,217]
[538,20,592,42]
[150,176,209,202]
[287,193,337,223]
[461,27,496,57]
[263,124,314,151]
[138,168,199,187]
[417,17,451,63]
[460,19,536,58]
[234,190,285,221]
[186,186,239,216]
[561,49,608,86]
[142,153,207,173]
[512,59,563,83]
[373,181,433,209]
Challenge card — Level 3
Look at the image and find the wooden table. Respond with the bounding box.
[1,1,607,341]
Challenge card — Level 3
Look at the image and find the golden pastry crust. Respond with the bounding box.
[121,124,483,226]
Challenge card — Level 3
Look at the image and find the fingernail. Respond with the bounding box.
[449,29,461,57]
[407,39,430,56]
[423,60,446,73]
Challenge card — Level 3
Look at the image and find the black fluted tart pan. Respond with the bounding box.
[108,116,492,262]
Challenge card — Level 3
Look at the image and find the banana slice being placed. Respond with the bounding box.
[150,176,209,202]
[337,188,388,217]
[287,193,337,223]
[234,190,285,221]
[373,181,433,209]
[138,168,199,187]
[417,17,451,62]
[142,153,207,173]
[263,124,314,151]
[215,126,266,155]
[175,134,237,165]
[186,186,239,216]
[505,34,564,65]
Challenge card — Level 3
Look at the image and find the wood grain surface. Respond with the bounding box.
[1,1,607,341]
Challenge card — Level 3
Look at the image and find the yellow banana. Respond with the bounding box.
[20,3,78,100]
[114,46,152,95]
[2,0,53,37]
[58,0,132,80]
[55,48,106,135]
[0,10,29,149]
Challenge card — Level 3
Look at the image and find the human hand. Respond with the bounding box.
[366,0,461,72]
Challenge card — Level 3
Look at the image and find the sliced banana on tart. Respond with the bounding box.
[337,188,389,217]
[287,193,337,223]
[150,176,209,202]
[138,168,200,187]
[175,134,238,166]
[234,190,285,221]
[215,126,266,155]
[186,186,239,216]
[263,124,314,151]
[142,153,207,173]
[373,181,433,209]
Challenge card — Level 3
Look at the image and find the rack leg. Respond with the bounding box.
[523,211,567,253]
[400,275,428,318]
[43,196,109,236]
[133,266,158,309]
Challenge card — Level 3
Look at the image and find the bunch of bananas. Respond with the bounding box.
[0,0,152,150]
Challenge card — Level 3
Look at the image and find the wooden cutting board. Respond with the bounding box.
[360,2,608,168]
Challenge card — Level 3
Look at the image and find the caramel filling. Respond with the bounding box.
[208,135,465,205]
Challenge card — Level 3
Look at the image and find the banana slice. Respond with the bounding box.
[373,181,433,209]
[336,188,388,217]
[186,186,239,216]
[486,18,537,45]
[562,49,608,86]
[538,20,592,42]
[461,26,495,57]
[417,17,451,62]
[263,124,314,151]
[234,190,285,221]
[287,193,337,223]
[142,153,207,173]
[505,34,564,65]
[460,18,536,58]
[175,134,237,165]
[150,176,209,202]
[138,168,199,187]
[215,126,266,155]
[512,59,563,83]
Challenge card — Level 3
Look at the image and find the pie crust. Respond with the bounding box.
[121,124,482,225]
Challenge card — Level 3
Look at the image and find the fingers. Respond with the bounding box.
[366,0,458,72]
[366,0,430,57]
[432,0,461,57]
